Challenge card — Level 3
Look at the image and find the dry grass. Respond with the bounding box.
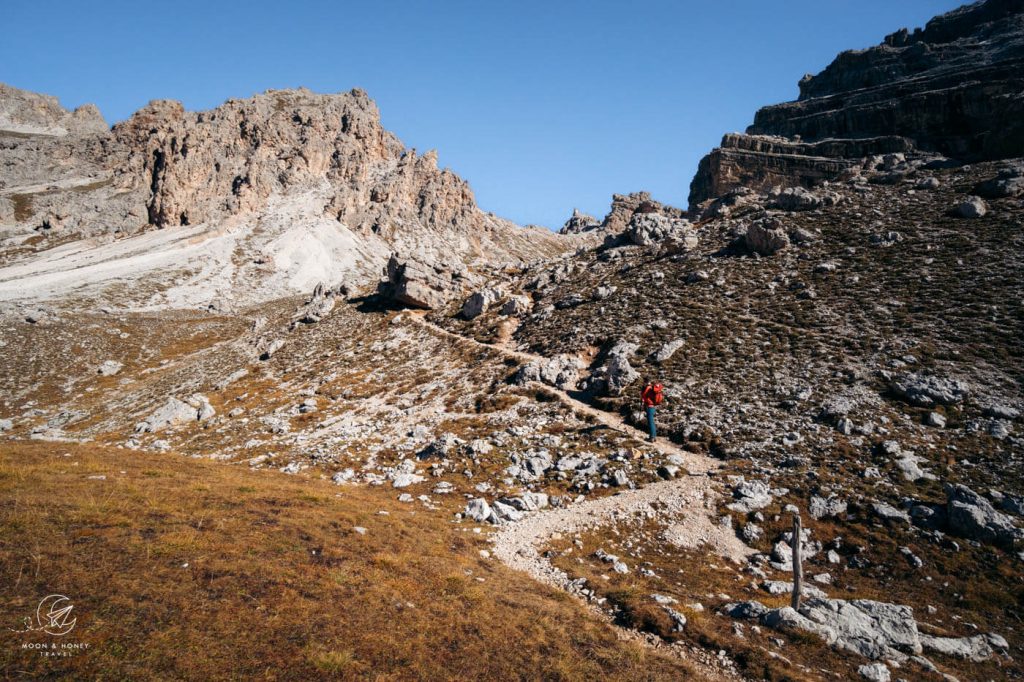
[0,441,692,680]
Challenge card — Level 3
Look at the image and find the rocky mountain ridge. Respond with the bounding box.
[0,85,569,310]
[689,0,1024,209]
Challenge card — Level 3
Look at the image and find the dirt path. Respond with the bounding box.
[402,310,716,473]
[402,311,751,679]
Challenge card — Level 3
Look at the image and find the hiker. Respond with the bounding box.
[641,378,664,442]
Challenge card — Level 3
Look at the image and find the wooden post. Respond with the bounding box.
[791,513,803,610]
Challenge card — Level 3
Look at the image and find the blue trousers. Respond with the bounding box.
[646,406,656,439]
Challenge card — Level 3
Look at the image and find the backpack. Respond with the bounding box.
[652,383,664,405]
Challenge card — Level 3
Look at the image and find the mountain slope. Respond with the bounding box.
[0,85,570,310]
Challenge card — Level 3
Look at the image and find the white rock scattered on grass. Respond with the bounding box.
[920,633,1007,662]
[97,360,123,376]
[391,472,425,488]
[809,495,847,519]
[353,526,367,535]
[432,481,454,495]
[135,397,199,433]
[260,338,285,360]
[331,468,355,484]
[727,479,773,513]
[663,607,687,631]
[464,498,492,523]
[462,288,502,320]
[858,662,890,682]
[0,419,12,432]
[872,502,910,524]
[652,339,684,364]
[762,581,828,599]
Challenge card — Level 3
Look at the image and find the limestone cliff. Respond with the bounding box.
[689,0,1024,208]
[0,85,569,308]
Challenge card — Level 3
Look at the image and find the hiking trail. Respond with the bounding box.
[400,310,753,679]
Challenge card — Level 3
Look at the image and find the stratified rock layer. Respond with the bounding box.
[689,0,1024,208]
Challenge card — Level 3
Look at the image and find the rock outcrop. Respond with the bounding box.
[0,84,570,308]
[559,208,599,234]
[0,83,107,136]
[379,253,470,310]
[598,192,686,235]
[689,0,1024,208]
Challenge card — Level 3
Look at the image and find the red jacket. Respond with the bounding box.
[641,383,663,408]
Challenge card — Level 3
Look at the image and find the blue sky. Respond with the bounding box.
[2,0,964,228]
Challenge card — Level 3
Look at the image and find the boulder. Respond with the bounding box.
[514,355,581,391]
[626,213,696,249]
[391,472,425,488]
[890,373,968,407]
[464,498,492,523]
[97,360,123,376]
[501,295,533,316]
[919,633,1004,662]
[872,502,910,525]
[727,479,773,513]
[974,164,1024,198]
[260,338,285,360]
[599,192,686,234]
[417,433,465,459]
[501,492,549,512]
[722,600,771,621]
[762,581,828,599]
[745,217,790,255]
[194,394,216,422]
[809,495,847,519]
[462,288,502,320]
[779,598,922,660]
[766,186,841,211]
[945,483,1024,548]
[602,342,639,396]
[297,283,336,323]
[135,397,201,433]
[954,195,988,218]
[490,500,524,524]
[858,663,890,682]
[652,339,684,364]
[380,254,465,310]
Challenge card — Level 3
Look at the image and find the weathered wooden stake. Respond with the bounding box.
[791,513,803,610]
